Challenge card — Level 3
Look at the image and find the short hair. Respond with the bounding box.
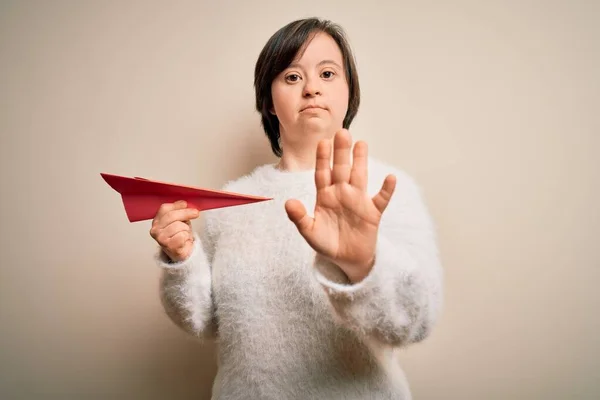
[254,18,361,157]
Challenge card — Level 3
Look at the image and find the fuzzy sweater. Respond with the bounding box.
[156,157,443,400]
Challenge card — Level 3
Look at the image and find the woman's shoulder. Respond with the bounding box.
[202,164,275,236]
[219,163,276,194]
[367,157,434,231]
[218,158,421,196]
[367,157,420,195]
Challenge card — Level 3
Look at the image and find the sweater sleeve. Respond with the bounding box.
[313,171,443,347]
[156,215,219,339]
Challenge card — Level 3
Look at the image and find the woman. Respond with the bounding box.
[150,17,443,400]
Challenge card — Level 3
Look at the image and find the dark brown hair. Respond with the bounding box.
[254,18,361,157]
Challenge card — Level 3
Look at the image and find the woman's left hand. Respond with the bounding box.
[285,129,397,284]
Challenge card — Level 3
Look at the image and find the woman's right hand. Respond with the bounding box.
[150,200,200,262]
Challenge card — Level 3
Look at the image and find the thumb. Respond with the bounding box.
[285,199,314,235]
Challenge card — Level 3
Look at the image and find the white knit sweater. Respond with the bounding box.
[156,157,443,400]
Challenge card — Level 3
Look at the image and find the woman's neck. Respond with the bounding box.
[277,133,334,172]
[275,153,317,172]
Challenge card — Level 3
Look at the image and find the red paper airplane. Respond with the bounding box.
[101,173,272,222]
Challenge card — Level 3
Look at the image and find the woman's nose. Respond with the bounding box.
[303,77,322,97]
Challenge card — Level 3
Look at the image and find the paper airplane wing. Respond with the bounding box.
[101,173,272,222]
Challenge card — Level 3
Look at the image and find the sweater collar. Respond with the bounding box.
[252,163,316,194]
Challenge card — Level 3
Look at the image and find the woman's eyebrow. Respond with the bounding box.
[317,60,342,69]
[287,59,343,70]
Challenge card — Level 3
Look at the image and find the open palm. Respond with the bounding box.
[285,129,397,283]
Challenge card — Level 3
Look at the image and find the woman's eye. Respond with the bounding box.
[285,74,301,82]
[321,71,335,79]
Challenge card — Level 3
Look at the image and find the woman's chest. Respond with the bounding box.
[210,197,325,316]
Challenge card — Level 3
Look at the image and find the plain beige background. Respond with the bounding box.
[1,0,598,399]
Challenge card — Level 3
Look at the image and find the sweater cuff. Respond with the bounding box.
[313,234,398,298]
[313,234,415,343]
[154,232,201,272]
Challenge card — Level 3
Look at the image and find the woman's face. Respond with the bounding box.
[271,32,349,148]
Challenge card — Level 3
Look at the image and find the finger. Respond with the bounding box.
[349,140,368,191]
[152,200,187,225]
[332,129,352,184]
[154,202,174,223]
[173,200,187,208]
[162,220,191,240]
[285,199,314,235]
[160,200,187,216]
[158,208,200,230]
[150,205,198,239]
[315,139,332,190]
[372,174,397,214]
[165,230,194,251]
[153,219,191,245]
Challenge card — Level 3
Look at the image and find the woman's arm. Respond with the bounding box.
[313,171,443,347]
[156,216,219,339]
